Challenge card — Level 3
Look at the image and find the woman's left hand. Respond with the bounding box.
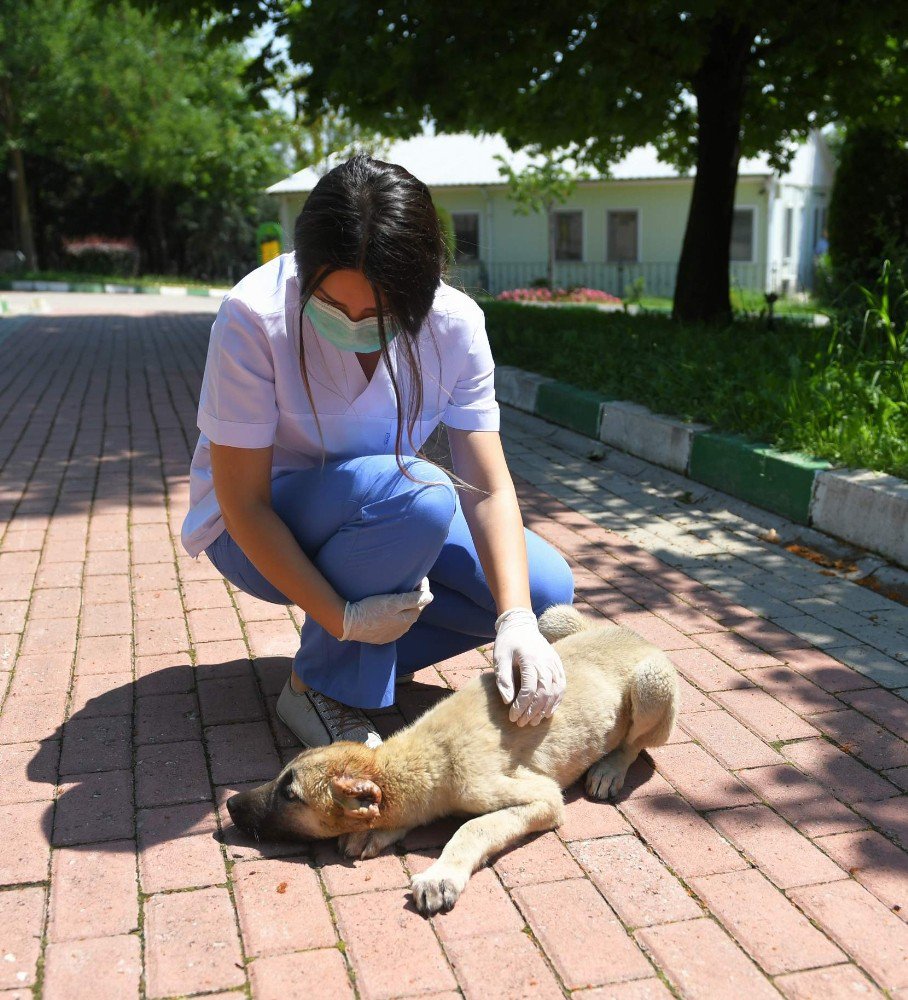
[492,607,566,726]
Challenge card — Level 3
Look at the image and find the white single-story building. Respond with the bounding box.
[266,127,835,299]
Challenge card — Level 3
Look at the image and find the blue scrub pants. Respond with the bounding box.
[204,454,575,709]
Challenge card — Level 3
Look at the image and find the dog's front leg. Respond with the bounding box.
[338,826,412,860]
[410,796,562,916]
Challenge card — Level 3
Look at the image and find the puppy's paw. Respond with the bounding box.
[585,752,631,801]
[337,832,370,859]
[410,865,467,916]
[338,827,409,860]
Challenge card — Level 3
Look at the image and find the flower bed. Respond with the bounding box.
[496,286,623,305]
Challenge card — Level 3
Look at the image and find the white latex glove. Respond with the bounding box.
[341,576,434,643]
[493,607,566,726]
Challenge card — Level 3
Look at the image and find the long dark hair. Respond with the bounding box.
[293,152,484,495]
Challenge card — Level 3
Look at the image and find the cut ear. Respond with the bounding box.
[329,772,382,819]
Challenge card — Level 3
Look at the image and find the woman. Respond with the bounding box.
[180,152,575,750]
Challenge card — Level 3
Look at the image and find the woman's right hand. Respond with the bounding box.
[340,577,434,643]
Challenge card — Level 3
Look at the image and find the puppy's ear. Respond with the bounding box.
[329,772,382,819]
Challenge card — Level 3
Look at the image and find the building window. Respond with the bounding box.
[451,212,480,262]
[607,210,638,263]
[554,210,583,261]
[730,208,755,262]
[783,206,794,260]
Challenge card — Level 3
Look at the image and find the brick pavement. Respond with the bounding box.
[0,300,906,999]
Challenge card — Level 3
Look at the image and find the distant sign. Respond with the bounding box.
[260,239,281,264]
[256,222,284,266]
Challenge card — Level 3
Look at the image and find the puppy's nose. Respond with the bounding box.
[226,793,249,832]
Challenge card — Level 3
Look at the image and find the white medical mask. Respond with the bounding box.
[304,293,399,353]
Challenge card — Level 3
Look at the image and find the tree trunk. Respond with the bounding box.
[0,78,38,271]
[152,185,168,273]
[546,204,555,289]
[672,18,752,325]
[9,146,37,271]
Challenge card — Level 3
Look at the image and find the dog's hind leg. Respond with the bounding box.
[586,651,679,801]
[410,776,564,916]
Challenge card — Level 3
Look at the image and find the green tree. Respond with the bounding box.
[827,125,908,326]
[0,0,60,268]
[1,0,286,272]
[281,102,392,178]
[494,152,590,289]
[137,1,908,323]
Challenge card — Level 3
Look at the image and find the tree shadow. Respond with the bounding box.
[25,657,460,859]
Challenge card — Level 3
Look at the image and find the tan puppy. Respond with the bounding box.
[226,603,679,915]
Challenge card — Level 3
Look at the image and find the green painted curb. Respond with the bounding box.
[689,432,832,524]
[187,287,211,297]
[536,381,608,438]
[71,282,105,292]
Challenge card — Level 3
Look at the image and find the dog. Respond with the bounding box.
[226,603,679,915]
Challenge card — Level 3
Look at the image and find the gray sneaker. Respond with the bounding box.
[276,680,383,749]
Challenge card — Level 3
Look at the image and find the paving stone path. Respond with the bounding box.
[1,300,906,1000]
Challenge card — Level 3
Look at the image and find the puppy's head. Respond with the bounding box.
[225,742,385,843]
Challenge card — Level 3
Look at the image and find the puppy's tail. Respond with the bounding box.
[537,603,588,642]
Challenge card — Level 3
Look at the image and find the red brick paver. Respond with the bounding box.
[2,302,907,997]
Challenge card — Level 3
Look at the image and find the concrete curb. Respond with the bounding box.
[812,470,908,569]
[494,368,554,413]
[494,363,908,569]
[688,432,831,526]
[536,381,606,438]
[598,400,709,476]
[4,279,228,298]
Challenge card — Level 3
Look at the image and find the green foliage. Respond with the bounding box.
[623,276,646,308]
[780,262,907,474]
[494,154,586,216]
[479,261,908,478]
[494,152,591,287]
[0,0,289,276]
[827,125,908,327]
[0,268,220,287]
[134,1,908,178]
[130,0,908,318]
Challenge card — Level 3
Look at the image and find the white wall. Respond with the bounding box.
[271,130,834,297]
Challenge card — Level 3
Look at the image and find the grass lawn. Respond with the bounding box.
[636,292,824,316]
[0,269,226,289]
[479,299,908,479]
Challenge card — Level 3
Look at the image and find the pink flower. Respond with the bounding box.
[496,286,623,305]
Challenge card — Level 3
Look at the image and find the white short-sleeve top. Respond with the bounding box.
[180,251,500,558]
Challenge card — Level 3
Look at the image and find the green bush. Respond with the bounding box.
[827,125,908,328]
[59,239,139,278]
[480,275,908,478]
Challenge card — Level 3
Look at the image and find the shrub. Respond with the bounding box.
[479,261,908,478]
[827,125,908,328]
[60,235,139,278]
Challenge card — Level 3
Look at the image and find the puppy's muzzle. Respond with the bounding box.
[226,787,271,836]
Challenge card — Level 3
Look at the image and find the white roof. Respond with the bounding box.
[267,129,782,195]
